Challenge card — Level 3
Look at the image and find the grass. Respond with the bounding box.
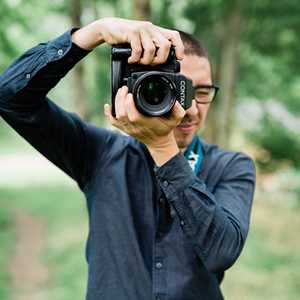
[222,198,300,299]
[0,186,88,300]
[0,204,15,300]
[0,185,300,299]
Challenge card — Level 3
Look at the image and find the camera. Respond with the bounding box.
[111,45,194,117]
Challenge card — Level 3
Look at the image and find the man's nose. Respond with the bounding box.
[185,99,198,116]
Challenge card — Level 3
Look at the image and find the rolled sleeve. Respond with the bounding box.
[154,151,256,273]
[154,153,197,199]
[0,28,90,106]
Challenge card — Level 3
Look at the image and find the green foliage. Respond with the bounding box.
[0,0,299,172]
[0,186,87,300]
[223,197,300,299]
[0,204,14,300]
[248,114,300,171]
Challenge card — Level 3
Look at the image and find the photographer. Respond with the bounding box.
[0,17,255,300]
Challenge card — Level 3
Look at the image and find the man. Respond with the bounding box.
[0,17,255,300]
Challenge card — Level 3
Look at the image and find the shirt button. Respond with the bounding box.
[180,220,185,226]
[156,297,161,300]
[25,73,31,79]
[57,49,64,56]
[162,180,169,187]
[159,197,164,203]
[155,262,163,269]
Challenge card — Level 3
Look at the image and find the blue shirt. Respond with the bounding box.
[0,29,256,300]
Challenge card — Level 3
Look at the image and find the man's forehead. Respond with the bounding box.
[180,55,212,85]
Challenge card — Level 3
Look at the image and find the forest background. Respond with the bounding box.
[0,0,300,299]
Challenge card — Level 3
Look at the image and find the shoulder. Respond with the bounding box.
[201,139,256,182]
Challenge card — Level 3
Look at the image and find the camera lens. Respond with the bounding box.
[141,80,167,105]
[135,74,176,116]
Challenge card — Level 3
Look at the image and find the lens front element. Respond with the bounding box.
[135,73,176,116]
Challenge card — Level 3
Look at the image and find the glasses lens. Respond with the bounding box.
[194,86,216,103]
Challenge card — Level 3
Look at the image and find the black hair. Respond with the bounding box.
[176,29,208,59]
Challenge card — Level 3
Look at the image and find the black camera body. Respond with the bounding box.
[111,45,194,117]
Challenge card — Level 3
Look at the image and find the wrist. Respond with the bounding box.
[71,20,105,50]
[146,134,179,166]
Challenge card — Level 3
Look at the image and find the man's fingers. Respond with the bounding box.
[104,103,118,126]
[128,31,142,64]
[151,32,171,65]
[114,86,128,119]
[160,28,184,60]
[139,29,156,65]
[170,101,186,123]
[126,93,141,122]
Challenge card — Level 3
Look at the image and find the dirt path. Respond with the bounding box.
[9,210,50,300]
[0,153,74,187]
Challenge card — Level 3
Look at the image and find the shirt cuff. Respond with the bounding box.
[46,27,91,62]
[0,28,91,102]
[154,153,196,200]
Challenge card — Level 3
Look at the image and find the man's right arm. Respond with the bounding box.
[0,27,111,190]
[0,18,184,189]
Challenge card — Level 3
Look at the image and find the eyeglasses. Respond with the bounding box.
[193,84,219,104]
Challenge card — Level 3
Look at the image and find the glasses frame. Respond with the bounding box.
[193,84,220,104]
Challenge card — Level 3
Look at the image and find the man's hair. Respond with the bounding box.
[176,29,208,59]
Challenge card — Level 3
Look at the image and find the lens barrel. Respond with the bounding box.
[134,73,176,116]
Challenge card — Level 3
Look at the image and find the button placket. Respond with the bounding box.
[153,244,166,297]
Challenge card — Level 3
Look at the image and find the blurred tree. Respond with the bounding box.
[69,0,89,119]
[0,0,27,70]
[178,0,300,149]
[1,0,299,169]
[248,113,300,170]
[133,0,151,20]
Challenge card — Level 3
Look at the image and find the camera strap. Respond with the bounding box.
[184,135,203,176]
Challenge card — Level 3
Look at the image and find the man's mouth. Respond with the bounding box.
[176,123,197,133]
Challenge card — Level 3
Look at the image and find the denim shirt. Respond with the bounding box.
[0,29,256,300]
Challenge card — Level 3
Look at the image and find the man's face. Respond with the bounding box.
[174,54,212,152]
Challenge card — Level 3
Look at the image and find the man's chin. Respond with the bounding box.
[174,132,194,152]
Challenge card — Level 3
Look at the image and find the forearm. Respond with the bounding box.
[146,133,180,166]
[0,29,90,114]
[71,20,104,50]
[154,153,255,272]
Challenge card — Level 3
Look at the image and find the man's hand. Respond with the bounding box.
[104,86,186,166]
[72,17,186,165]
[71,17,184,64]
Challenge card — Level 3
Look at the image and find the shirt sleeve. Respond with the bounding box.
[154,152,256,273]
[0,28,112,190]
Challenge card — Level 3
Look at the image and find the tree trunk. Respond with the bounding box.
[204,1,243,148]
[133,0,151,20]
[217,1,243,148]
[68,0,89,120]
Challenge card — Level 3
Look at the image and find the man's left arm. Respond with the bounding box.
[105,79,255,274]
[155,152,256,273]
